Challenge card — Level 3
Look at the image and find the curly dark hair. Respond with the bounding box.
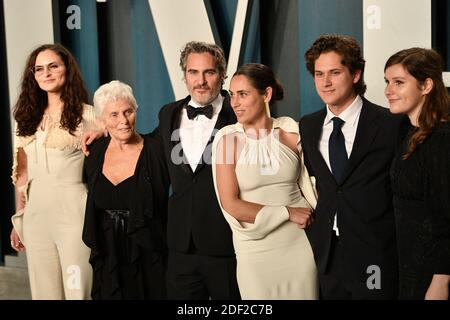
[304,34,367,96]
[13,43,88,136]
[385,47,450,159]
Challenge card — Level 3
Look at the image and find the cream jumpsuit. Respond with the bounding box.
[12,105,94,299]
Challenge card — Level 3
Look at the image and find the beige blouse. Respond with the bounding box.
[11,104,96,185]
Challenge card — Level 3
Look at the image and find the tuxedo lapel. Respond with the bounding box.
[305,109,336,183]
[194,92,235,174]
[170,98,193,175]
[213,93,233,132]
[341,100,381,183]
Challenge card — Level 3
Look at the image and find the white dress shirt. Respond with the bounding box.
[319,95,363,235]
[179,94,223,172]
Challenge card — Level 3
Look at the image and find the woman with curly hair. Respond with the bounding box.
[9,43,95,299]
[385,47,450,300]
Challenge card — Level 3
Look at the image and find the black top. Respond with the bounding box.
[391,121,450,299]
[93,173,136,299]
[83,134,170,299]
[94,173,132,210]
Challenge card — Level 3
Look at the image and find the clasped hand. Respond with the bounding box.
[287,207,314,229]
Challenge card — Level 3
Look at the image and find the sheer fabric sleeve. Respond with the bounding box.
[11,122,33,186]
[11,122,20,186]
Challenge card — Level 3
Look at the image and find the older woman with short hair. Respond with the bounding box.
[82,80,169,299]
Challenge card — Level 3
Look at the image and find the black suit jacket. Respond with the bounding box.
[154,91,237,256]
[299,97,403,286]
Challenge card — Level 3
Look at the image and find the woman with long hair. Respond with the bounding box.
[10,43,95,299]
[385,47,450,300]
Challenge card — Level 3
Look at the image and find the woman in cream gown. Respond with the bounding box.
[10,44,94,299]
[212,63,318,300]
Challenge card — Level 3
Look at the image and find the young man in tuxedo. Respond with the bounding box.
[155,41,240,300]
[299,35,402,299]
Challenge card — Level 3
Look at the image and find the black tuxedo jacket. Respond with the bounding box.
[155,91,237,256]
[299,97,403,286]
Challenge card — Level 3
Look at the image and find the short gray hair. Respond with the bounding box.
[93,80,138,116]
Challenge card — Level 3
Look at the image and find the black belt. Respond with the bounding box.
[104,209,131,261]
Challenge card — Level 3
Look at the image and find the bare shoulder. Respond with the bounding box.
[275,116,299,133]
[275,117,300,153]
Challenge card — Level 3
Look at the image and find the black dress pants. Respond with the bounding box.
[319,235,398,300]
[167,250,241,300]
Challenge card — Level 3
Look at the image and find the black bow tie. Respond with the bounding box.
[186,104,213,120]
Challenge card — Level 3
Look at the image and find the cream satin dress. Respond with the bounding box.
[11,105,95,300]
[212,117,319,300]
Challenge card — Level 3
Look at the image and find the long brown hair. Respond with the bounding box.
[384,48,450,159]
[13,43,89,136]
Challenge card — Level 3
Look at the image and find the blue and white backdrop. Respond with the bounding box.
[1,0,449,257]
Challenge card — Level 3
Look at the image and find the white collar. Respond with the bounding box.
[324,95,363,128]
[188,93,224,116]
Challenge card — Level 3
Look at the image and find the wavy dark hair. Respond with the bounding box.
[305,34,367,96]
[13,43,88,136]
[384,47,450,159]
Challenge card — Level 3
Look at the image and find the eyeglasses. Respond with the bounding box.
[31,62,65,77]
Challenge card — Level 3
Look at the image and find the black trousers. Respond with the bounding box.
[166,250,241,300]
[319,235,398,300]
